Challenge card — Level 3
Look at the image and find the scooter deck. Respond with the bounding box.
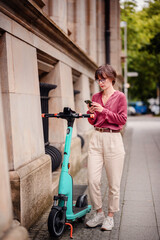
[66,205,91,221]
[73,205,88,214]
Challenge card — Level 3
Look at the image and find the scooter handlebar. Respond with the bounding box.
[42,113,94,119]
[79,114,94,118]
[42,113,59,118]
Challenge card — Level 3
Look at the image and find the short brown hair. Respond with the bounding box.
[95,64,117,85]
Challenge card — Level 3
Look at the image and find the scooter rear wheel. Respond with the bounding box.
[48,208,65,237]
[78,215,86,223]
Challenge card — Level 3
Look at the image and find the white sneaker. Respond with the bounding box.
[101,216,114,231]
[86,212,105,228]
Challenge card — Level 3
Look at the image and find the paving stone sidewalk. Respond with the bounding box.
[119,116,160,240]
[29,116,160,240]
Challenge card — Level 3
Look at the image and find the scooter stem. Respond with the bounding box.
[62,126,73,172]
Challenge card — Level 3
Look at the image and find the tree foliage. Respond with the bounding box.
[120,0,160,102]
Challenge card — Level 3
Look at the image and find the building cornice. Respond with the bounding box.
[0,0,98,71]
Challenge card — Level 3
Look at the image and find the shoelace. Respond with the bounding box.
[93,214,99,222]
[91,214,101,222]
[104,217,113,226]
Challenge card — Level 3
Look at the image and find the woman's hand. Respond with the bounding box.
[91,102,104,112]
[87,104,95,113]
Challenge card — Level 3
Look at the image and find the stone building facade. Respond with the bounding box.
[0,0,122,239]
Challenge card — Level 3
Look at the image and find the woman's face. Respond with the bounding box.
[97,76,113,90]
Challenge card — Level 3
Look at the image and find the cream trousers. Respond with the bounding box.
[88,130,125,213]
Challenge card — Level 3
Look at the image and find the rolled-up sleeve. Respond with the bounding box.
[87,110,97,125]
[101,94,127,125]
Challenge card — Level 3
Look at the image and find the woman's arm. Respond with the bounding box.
[101,94,127,125]
[87,110,97,125]
[92,93,127,125]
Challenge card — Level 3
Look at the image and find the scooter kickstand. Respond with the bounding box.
[65,222,73,239]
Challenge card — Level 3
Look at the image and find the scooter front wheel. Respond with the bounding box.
[48,208,65,237]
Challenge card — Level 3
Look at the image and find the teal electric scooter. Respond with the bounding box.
[42,107,93,238]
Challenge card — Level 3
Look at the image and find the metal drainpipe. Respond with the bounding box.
[40,82,57,145]
[105,0,110,64]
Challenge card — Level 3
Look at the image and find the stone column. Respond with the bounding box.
[110,0,122,74]
[74,74,95,157]
[67,0,76,41]
[87,0,97,62]
[75,0,87,52]
[0,63,28,239]
[74,74,92,134]
[40,61,81,176]
[49,0,67,34]
[43,0,49,15]
[97,0,106,66]
[90,79,100,97]
[0,33,52,228]
[40,61,76,144]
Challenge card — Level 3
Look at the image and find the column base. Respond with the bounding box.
[2,220,28,240]
[9,154,52,229]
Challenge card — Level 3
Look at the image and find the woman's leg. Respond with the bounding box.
[87,131,104,210]
[100,132,125,231]
[103,133,125,213]
[86,131,105,227]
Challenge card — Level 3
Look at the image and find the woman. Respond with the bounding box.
[86,64,127,231]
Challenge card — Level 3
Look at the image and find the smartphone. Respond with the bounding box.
[84,100,92,107]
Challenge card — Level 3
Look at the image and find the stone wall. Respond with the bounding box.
[0,60,28,239]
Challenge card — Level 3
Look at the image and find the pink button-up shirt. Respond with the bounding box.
[87,90,127,130]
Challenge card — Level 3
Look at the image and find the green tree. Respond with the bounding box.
[120,0,160,103]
